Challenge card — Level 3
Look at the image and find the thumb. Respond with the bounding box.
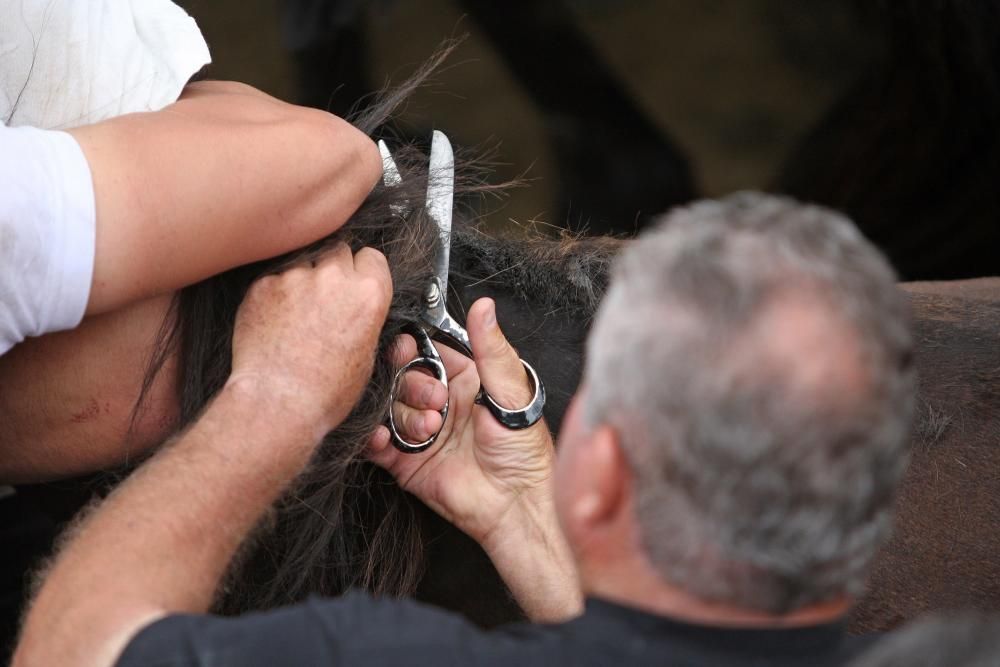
[468,298,533,409]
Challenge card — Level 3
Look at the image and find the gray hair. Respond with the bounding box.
[583,192,915,613]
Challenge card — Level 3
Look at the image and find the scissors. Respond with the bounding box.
[381,131,547,453]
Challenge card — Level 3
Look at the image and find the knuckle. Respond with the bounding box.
[418,380,435,407]
[319,262,346,282]
[486,331,512,357]
[407,411,424,437]
[364,246,389,265]
[363,275,391,303]
[248,274,276,295]
[279,269,310,290]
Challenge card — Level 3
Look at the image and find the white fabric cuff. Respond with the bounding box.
[0,126,96,355]
[44,131,98,332]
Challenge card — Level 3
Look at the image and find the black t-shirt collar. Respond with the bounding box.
[572,597,848,660]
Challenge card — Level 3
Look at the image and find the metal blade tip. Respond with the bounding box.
[379,139,402,187]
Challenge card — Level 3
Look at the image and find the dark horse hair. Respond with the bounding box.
[138,43,618,616]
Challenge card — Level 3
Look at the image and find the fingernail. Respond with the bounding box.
[483,300,497,329]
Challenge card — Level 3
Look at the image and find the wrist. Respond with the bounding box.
[223,373,330,437]
[215,376,329,468]
[479,482,558,556]
[479,482,583,622]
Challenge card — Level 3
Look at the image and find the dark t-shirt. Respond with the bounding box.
[117,592,873,666]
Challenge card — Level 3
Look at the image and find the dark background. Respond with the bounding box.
[177,0,1000,280]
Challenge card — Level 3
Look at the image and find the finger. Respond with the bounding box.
[389,334,418,368]
[367,425,399,469]
[468,298,533,409]
[314,241,352,269]
[398,370,448,411]
[355,247,393,308]
[437,341,475,377]
[391,402,443,443]
[390,332,472,378]
[354,245,392,284]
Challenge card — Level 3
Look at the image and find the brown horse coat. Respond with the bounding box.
[850,278,1000,632]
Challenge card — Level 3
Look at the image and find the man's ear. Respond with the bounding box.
[570,426,630,530]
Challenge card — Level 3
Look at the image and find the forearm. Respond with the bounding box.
[73,83,382,315]
[482,488,583,623]
[13,379,321,667]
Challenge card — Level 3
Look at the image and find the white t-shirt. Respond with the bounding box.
[0,124,96,356]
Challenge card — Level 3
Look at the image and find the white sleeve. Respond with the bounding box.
[0,124,96,356]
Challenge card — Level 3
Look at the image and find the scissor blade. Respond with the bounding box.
[426,130,455,298]
[378,140,402,187]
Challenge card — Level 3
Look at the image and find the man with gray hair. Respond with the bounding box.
[586,192,915,616]
[16,193,914,666]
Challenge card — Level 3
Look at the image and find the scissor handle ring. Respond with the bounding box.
[388,355,450,453]
[476,360,546,430]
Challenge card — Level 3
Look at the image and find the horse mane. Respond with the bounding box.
[135,45,620,615]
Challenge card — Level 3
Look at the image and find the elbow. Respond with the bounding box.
[339,124,382,211]
[328,113,382,209]
[297,109,382,233]
[342,118,383,194]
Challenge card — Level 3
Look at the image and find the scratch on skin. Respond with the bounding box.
[70,398,102,424]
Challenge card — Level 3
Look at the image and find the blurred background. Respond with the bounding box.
[176,0,1000,281]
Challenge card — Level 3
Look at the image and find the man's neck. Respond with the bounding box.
[582,558,850,629]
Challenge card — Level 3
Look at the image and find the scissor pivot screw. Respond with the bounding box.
[424,282,441,306]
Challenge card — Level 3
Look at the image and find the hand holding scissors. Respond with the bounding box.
[381,132,546,453]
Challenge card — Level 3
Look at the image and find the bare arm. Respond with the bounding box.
[13,380,317,667]
[13,243,393,667]
[0,83,378,483]
[72,81,382,316]
[0,295,178,484]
